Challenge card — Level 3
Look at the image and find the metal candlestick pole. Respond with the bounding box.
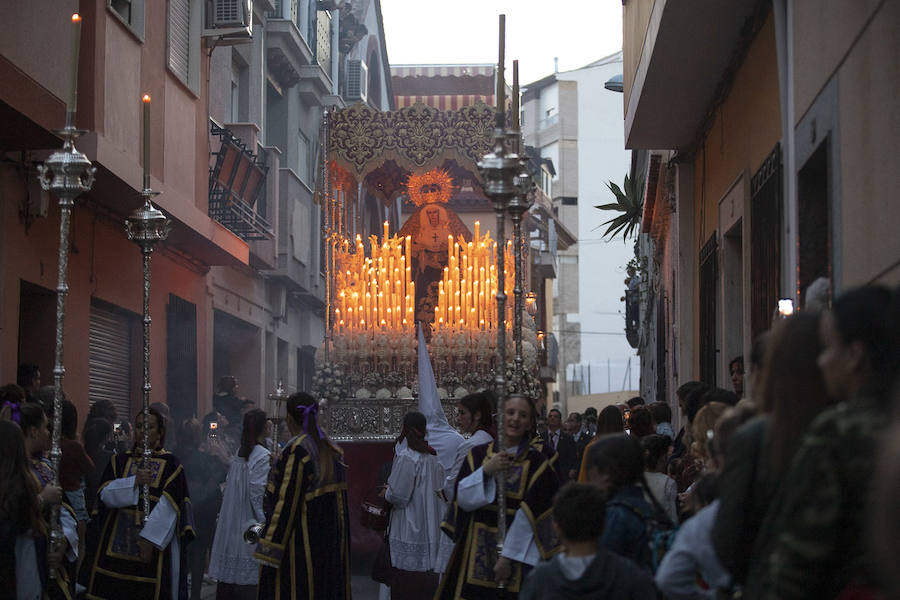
[125,180,170,524]
[267,379,289,457]
[37,110,96,569]
[477,13,520,569]
[319,108,332,363]
[507,61,534,390]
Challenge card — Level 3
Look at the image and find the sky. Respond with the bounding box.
[380,0,624,86]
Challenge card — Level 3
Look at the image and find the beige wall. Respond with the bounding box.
[690,12,781,378]
[691,13,782,251]
[833,0,900,286]
[622,0,656,114]
[793,0,883,123]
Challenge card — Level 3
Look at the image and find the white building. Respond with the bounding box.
[523,51,639,411]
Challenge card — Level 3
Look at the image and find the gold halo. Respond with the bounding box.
[406,168,455,207]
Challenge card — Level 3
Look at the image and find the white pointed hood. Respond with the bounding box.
[417,323,463,472]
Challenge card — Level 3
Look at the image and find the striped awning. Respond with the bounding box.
[394,94,496,109]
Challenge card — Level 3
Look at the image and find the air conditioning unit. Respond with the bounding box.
[203,0,253,42]
[346,59,368,103]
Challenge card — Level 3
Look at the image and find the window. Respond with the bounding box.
[108,0,145,39]
[167,0,201,92]
[750,144,782,338]
[296,130,310,185]
[541,168,552,196]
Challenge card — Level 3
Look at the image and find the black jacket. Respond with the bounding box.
[520,550,658,600]
[541,429,578,480]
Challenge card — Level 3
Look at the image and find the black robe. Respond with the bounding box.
[437,438,561,599]
[83,450,194,600]
[254,434,350,600]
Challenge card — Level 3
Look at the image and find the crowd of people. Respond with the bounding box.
[1,283,899,600]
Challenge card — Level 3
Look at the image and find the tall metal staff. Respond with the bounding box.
[36,12,95,568]
[507,61,534,390]
[125,95,170,523]
[477,14,519,572]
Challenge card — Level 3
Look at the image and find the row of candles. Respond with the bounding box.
[331,220,517,335]
[434,221,516,332]
[334,222,416,333]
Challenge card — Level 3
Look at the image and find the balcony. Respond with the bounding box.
[208,123,273,241]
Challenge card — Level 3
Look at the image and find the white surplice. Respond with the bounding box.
[443,429,494,502]
[457,463,540,566]
[385,446,454,573]
[208,444,271,584]
[100,475,180,600]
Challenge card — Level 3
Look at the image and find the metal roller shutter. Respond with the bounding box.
[89,303,133,423]
[168,0,191,83]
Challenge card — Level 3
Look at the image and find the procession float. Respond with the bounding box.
[296,25,541,555]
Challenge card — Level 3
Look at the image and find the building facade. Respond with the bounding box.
[623,0,899,422]
[1,0,392,426]
[522,53,638,413]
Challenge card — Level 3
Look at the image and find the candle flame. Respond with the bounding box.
[72,13,81,22]
[142,94,151,103]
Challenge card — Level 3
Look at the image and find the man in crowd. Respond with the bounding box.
[543,408,577,480]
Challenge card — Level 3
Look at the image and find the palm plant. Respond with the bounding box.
[596,174,643,241]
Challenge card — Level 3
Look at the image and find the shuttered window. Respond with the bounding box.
[168,0,191,84]
[89,302,134,423]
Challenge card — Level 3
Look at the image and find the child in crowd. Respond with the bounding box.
[520,482,657,600]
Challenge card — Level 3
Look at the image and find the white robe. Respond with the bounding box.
[443,429,494,502]
[100,475,179,600]
[385,447,454,573]
[208,444,271,585]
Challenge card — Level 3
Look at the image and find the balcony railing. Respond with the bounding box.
[209,123,273,241]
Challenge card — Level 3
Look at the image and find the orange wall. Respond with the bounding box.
[0,166,209,432]
[689,11,782,376]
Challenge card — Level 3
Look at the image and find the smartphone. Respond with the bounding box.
[208,421,218,440]
[777,298,794,318]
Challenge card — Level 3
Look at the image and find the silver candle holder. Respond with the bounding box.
[125,184,170,523]
[267,379,290,458]
[37,115,96,567]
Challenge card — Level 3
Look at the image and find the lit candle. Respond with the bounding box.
[383,220,389,241]
[68,14,82,117]
[142,94,151,186]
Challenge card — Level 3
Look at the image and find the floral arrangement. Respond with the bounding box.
[312,363,346,405]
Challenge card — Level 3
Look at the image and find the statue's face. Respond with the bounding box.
[426,207,441,227]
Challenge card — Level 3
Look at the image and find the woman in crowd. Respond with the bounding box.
[254,393,350,599]
[576,404,625,482]
[583,433,665,568]
[20,402,78,598]
[83,408,194,600]
[712,313,829,594]
[437,394,560,599]
[641,434,678,524]
[179,418,227,600]
[689,402,728,471]
[82,417,113,515]
[208,408,270,600]
[444,391,495,502]
[384,411,450,598]
[763,285,896,599]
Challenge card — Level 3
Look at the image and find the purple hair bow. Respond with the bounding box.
[1,401,21,424]
[296,402,325,438]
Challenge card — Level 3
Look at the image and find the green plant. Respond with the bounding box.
[596,174,644,242]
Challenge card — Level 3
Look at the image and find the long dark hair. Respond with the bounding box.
[597,405,625,435]
[831,285,895,401]
[459,391,495,432]
[586,433,671,521]
[239,408,268,460]
[396,411,435,455]
[0,420,43,534]
[286,393,342,484]
[82,417,113,456]
[758,313,830,475]
[19,402,46,442]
